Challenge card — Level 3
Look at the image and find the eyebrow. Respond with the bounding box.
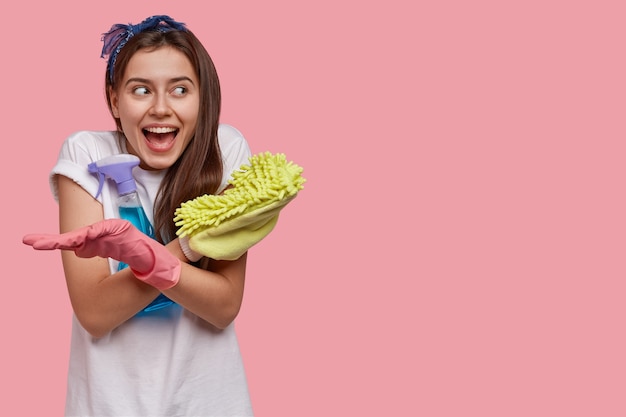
[124,76,196,86]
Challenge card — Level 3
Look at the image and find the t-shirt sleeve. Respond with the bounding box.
[217,124,253,193]
[49,131,119,202]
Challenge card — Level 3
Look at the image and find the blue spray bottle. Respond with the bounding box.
[88,154,175,312]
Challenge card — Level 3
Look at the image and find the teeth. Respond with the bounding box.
[145,127,177,134]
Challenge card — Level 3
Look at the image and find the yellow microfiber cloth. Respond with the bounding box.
[174,152,305,260]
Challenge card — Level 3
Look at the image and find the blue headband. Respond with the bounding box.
[101,15,188,83]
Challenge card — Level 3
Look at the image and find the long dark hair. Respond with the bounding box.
[105,30,223,244]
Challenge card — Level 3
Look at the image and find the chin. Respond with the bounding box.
[140,155,179,171]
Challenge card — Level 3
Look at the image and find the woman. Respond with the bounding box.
[24,16,254,416]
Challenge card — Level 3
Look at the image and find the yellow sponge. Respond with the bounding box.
[174,152,305,260]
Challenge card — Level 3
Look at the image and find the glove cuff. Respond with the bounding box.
[131,260,181,291]
[179,236,203,262]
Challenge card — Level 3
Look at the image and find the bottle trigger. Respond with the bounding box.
[88,162,106,199]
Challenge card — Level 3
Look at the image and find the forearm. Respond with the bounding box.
[163,249,247,329]
[62,252,160,337]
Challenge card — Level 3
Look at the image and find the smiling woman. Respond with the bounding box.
[109,46,200,169]
[20,15,254,417]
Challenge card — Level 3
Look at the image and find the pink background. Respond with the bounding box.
[3,1,626,415]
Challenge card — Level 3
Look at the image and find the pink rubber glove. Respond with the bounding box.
[23,219,181,290]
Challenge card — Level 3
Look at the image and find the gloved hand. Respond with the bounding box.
[174,152,305,261]
[187,195,295,260]
[23,219,181,290]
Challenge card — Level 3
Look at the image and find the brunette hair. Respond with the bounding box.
[105,30,223,243]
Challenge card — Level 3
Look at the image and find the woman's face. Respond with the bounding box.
[109,46,200,170]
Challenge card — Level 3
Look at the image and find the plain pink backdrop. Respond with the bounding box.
[4,1,626,416]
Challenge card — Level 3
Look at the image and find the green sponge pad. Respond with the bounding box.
[174,152,305,260]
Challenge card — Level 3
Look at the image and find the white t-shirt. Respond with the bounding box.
[50,125,254,417]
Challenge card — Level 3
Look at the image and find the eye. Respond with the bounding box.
[133,86,150,95]
[172,86,187,96]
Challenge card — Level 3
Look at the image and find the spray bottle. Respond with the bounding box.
[88,154,175,312]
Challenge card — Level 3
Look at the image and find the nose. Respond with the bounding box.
[149,94,172,117]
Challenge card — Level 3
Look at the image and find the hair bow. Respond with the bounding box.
[101,15,187,83]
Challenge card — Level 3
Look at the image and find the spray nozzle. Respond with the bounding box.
[88,154,140,198]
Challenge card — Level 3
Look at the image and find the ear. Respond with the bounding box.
[109,87,120,118]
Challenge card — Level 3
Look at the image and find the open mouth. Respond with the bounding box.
[142,127,179,151]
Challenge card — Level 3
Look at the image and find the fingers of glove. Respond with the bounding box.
[23,233,86,251]
[22,234,73,250]
[23,220,133,255]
